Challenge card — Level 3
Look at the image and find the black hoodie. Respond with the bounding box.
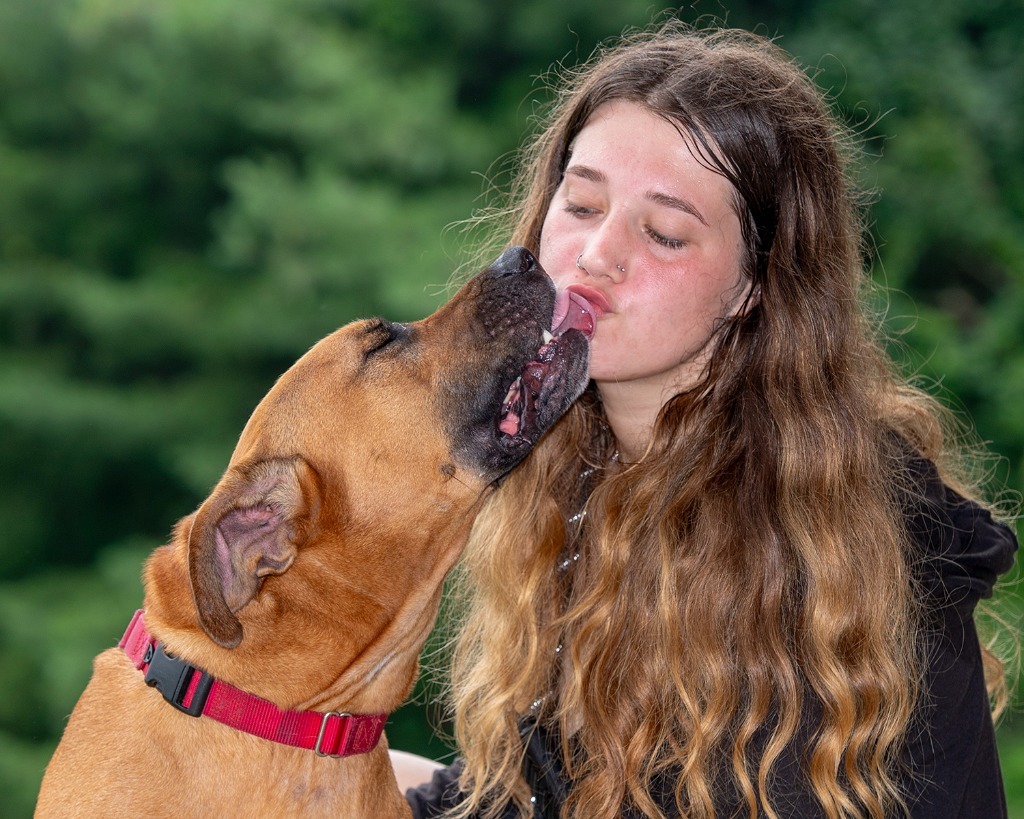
[407,455,1018,819]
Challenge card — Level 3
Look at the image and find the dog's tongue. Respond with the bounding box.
[551,290,597,338]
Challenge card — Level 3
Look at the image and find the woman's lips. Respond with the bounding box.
[551,285,608,337]
[567,284,610,316]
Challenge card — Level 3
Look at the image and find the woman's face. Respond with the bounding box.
[540,100,748,397]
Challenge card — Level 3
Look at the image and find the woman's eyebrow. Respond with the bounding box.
[564,164,606,184]
[646,191,709,227]
[564,164,709,227]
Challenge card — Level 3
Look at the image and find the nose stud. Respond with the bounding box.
[616,264,626,273]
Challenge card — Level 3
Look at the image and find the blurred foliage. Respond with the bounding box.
[0,0,1020,815]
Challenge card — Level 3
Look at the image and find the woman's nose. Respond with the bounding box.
[579,217,627,282]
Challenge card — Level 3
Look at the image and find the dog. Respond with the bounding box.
[36,246,593,818]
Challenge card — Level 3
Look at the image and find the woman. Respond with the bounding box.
[398,22,1018,819]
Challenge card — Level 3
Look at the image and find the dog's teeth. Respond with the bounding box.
[542,330,554,344]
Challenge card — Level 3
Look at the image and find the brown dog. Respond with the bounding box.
[36,247,591,818]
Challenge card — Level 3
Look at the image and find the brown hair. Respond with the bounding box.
[447,21,1005,819]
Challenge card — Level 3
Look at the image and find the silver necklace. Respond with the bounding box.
[530,451,619,714]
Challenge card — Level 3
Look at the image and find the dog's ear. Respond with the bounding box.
[187,457,319,648]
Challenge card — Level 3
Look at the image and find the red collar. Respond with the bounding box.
[119,609,387,757]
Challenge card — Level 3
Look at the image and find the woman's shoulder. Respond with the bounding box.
[900,452,1018,609]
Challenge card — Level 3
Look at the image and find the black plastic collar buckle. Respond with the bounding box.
[143,643,214,717]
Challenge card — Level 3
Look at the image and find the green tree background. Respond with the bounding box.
[1,1,1021,815]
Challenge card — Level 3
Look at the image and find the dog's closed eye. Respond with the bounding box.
[361,319,409,359]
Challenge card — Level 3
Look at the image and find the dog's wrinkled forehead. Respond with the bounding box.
[231,248,567,489]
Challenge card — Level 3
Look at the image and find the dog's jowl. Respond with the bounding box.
[36,247,590,819]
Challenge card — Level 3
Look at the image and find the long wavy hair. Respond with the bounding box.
[446,22,1007,819]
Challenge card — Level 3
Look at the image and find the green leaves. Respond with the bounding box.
[1,1,1021,813]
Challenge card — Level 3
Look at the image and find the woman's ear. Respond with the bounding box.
[726,279,760,320]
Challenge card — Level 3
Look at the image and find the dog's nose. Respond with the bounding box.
[490,246,539,278]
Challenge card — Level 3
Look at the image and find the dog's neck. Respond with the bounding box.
[115,538,442,816]
[140,524,463,718]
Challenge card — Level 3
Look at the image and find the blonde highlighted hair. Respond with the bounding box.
[447,22,1011,819]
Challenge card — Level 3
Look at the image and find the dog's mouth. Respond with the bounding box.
[497,289,596,442]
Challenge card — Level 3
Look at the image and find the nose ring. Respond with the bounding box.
[576,254,625,275]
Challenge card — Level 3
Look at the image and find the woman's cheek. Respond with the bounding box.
[538,210,558,252]
[539,240,571,287]
[539,212,577,265]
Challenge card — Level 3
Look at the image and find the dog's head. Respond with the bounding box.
[178,247,590,652]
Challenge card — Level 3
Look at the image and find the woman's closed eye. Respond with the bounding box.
[564,201,598,218]
[645,225,685,249]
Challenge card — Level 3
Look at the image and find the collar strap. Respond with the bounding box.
[119,609,387,758]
